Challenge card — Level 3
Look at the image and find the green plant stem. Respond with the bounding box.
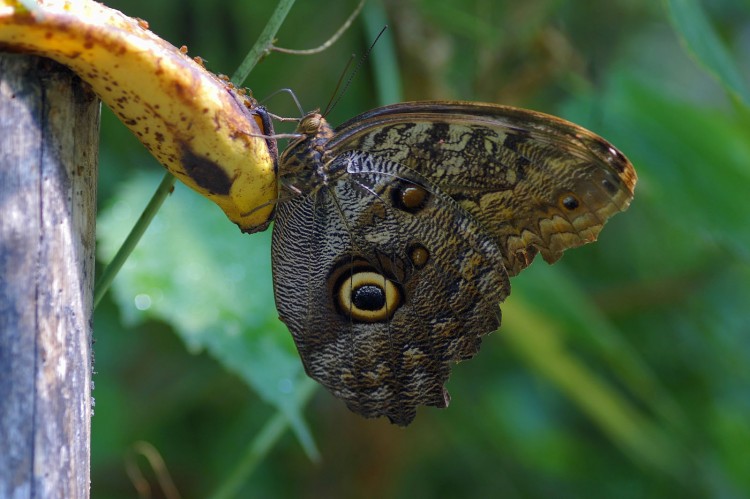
[93,173,176,308]
[208,378,318,499]
[231,0,297,85]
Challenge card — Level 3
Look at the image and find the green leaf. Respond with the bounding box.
[513,264,689,433]
[97,172,319,459]
[610,74,750,258]
[665,0,750,108]
[362,0,403,106]
[502,290,685,478]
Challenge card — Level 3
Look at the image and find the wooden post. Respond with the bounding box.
[0,55,100,498]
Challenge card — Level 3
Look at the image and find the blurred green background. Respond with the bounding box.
[92,0,750,497]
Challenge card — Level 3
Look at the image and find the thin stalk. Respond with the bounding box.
[93,173,175,308]
[271,0,365,55]
[231,0,297,85]
[208,378,318,499]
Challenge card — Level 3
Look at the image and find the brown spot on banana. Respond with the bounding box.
[0,0,277,232]
[180,145,232,196]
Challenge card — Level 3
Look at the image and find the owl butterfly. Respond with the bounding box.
[271,101,636,426]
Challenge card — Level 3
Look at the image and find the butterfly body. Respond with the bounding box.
[271,102,636,426]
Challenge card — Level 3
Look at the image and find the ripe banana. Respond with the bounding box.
[0,0,277,232]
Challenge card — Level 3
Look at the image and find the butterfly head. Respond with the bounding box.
[296,111,327,135]
[278,112,337,190]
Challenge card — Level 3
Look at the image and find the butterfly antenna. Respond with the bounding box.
[323,54,356,116]
[324,25,389,117]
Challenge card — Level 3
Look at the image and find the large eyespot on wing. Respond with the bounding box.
[327,101,637,275]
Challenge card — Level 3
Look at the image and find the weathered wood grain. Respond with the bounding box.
[0,54,100,498]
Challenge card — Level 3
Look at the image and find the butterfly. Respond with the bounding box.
[270,101,636,426]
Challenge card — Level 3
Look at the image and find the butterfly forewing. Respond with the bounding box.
[328,101,637,275]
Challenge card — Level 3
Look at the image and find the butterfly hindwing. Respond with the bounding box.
[272,150,509,425]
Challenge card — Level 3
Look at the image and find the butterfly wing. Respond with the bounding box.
[272,102,636,425]
[272,151,509,426]
[329,101,637,276]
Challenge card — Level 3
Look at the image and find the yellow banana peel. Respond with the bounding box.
[0,0,277,232]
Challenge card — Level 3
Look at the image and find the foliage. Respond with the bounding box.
[93,0,750,497]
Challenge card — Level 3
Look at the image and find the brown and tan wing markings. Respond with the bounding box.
[329,101,637,275]
[272,150,509,425]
